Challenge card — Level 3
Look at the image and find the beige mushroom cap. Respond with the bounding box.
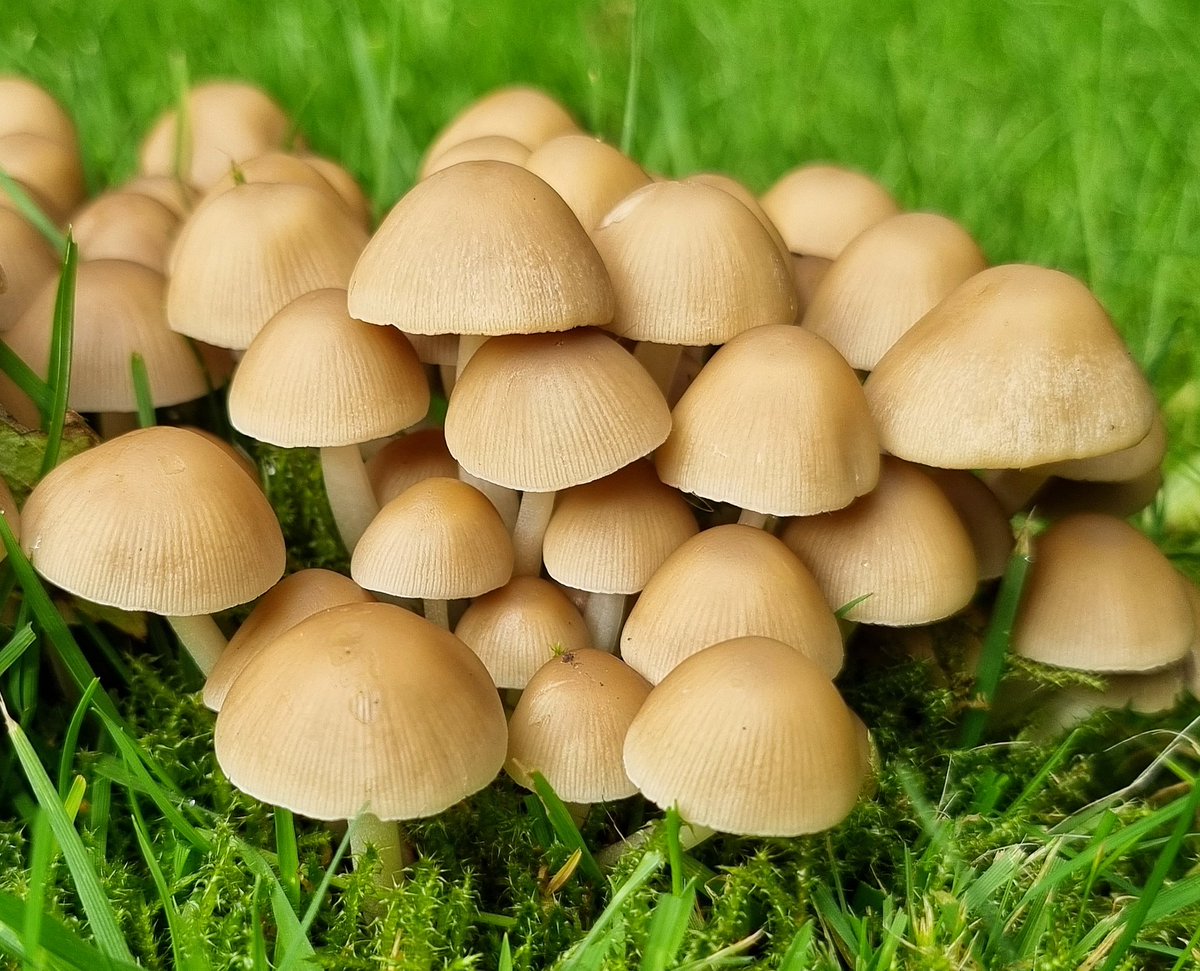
[455,576,591,689]
[20,426,285,615]
[863,265,1158,469]
[215,601,507,820]
[200,151,348,211]
[444,328,671,492]
[0,208,57,333]
[1032,412,1167,483]
[422,135,532,177]
[71,191,180,274]
[351,477,514,600]
[139,81,294,189]
[525,134,652,234]
[120,175,199,219]
[204,569,375,711]
[802,212,988,371]
[760,164,900,259]
[0,77,79,153]
[507,649,650,802]
[686,172,791,263]
[228,288,428,447]
[1013,513,1194,672]
[348,160,612,337]
[920,467,1015,581]
[366,429,458,507]
[624,636,869,835]
[593,180,797,345]
[296,154,371,228]
[780,457,978,625]
[620,524,843,684]
[542,460,698,595]
[420,86,579,177]
[656,324,880,516]
[167,182,367,349]
[0,132,85,224]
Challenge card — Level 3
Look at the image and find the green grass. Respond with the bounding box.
[2,0,1200,967]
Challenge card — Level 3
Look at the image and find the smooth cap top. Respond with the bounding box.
[20,426,285,615]
[214,601,507,820]
[524,134,652,233]
[506,649,651,802]
[348,160,612,337]
[624,636,869,835]
[423,135,532,177]
[0,77,79,152]
[71,191,180,274]
[0,132,85,224]
[863,265,1158,468]
[0,207,57,333]
[366,429,458,506]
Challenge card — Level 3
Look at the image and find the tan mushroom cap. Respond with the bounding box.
[1034,665,1187,736]
[920,467,1015,581]
[0,132,85,224]
[201,151,347,210]
[656,324,880,516]
[863,265,1158,469]
[455,576,591,689]
[1013,513,1194,672]
[593,180,796,345]
[1031,466,1164,522]
[120,175,199,219]
[20,426,285,615]
[624,636,869,836]
[351,477,514,600]
[1032,412,1167,483]
[228,288,428,447]
[507,649,650,802]
[0,208,57,333]
[215,601,507,821]
[760,164,900,259]
[366,429,458,506]
[296,154,371,229]
[445,328,671,492]
[420,86,579,177]
[139,81,294,189]
[780,457,978,625]
[686,172,791,263]
[181,427,261,488]
[802,212,988,371]
[543,460,698,595]
[167,182,367,349]
[620,524,843,684]
[793,255,833,321]
[204,569,375,711]
[423,135,532,178]
[2,260,233,418]
[525,134,652,233]
[348,160,612,337]
[0,77,79,152]
[72,191,180,273]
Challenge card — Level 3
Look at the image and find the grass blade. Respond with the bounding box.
[235,839,318,969]
[1,696,135,964]
[528,770,603,883]
[0,624,36,679]
[640,880,696,971]
[498,934,513,971]
[39,232,78,475]
[57,679,100,797]
[0,892,142,971]
[0,168,65,251]
[0,342,51,416]
[129,353,156,428]
[559,850,663,971]
[22,809,52,971]
[277,821,354,971]
[275,808,301,912]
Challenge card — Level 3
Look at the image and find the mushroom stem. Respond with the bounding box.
[423,598,450,630]
[98,411,139,440]
[596,821,716,869]
[319,444,379,554]
[583,592,626,653]
[166,614,227,676]
[736,509,771,529]
[456,334,489,379]
[634,342,684,403]
[458,470,520,532]
[566,802,590,828]
[349,812,411,887]
[513,490,557,576]
[438,364,457,397]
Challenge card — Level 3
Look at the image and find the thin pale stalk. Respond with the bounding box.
[513,490,556,576]
[633,341,684,402]
[423,598,450,630]
[319,443,378,554]
[349,812,411,887]
[455,334,488,379]
[460,470,519,532]
[165,614,226,676]
[583,591,627,652]
[438,363,456,397]
[737,508,770,529]
[98,411,138,440]
[596,821,715,869]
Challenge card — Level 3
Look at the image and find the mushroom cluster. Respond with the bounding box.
[4,76,1195,882]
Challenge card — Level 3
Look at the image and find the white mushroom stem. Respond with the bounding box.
[634,342,684,403]
[513,490,557,576]
[319,444,378,554]
[459,470,520,532]
[166,614,227,676]
[583,592,627,653]
[737,509,771,529]
[423,598,450,630]
[438,364,457,397]
[349,812,411,887]
[596,821,716,869]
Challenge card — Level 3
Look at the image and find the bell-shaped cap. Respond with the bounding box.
[0,77,79,153]
[0,132,85,223]
[72,191,180,273]
[921,467,1014,581]
[0,208,57,333]
[687,172,791,262]
[366,429,458,506]
[525,134,651,233]
[423,135,531,177]
[760,164,899,259]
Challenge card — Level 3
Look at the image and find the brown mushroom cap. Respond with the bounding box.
[506,649,650,802]
[204,569,375,711]
[348,160,612,337]
[624,636,869,835]
[200,151,347,211]
[366,429,458,506]
[780,457,978,625]
[0,132,85,224]
[863,265,1158,468]
[423,135,532,177]
[0,77,79,153]
[455,576,591,689]
[214,601,507,820]
[296,154,371,228]
[167,182,367,349]
[524,134,652,233]
[139,81,294,189]
[420,86,579,177]
[920,467,1015,581]
[71,191,180,274]
[444,328,671,492]
[350,477,514,600]
[686,172,791,263]
[620,524,843,684]
[656,324,880,516]
[20,426,285,615]
[760,164,900,259]
[0,208,57,333]
[120,175,199,219]
[1013,513,1194,672]
[228,288,428,447]
[802,212,988,371]
[593,180,796,345]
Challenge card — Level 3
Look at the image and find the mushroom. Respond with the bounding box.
[422,135,531,177]
[71,192,180,274]
[365,428,458,507]
[0,131,85,224]
[524,134,651,234]
[0,208,57,333]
